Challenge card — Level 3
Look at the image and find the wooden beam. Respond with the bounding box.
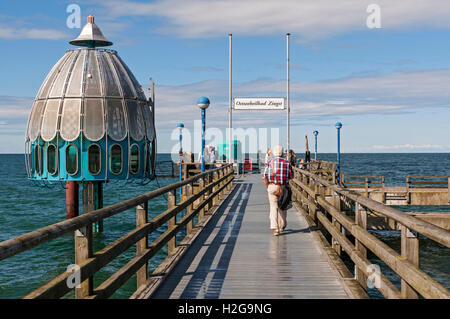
[355,203,367,290]
[136,201,148,288]
[401,226,419,299]
[167,189,177,255]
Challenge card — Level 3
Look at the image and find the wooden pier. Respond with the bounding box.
[133,174,351,299]
[0,162,449,299]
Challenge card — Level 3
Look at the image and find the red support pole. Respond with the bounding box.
[66,181,79,219]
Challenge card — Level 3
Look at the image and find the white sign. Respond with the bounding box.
[233,97,285,110]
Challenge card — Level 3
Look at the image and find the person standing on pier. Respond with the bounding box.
[210,146,216,163]
[289,149,297,167]
[263,145,294,236]
[265,148,272,164]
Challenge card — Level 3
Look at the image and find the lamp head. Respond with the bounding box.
[177,123,184,130]
[197,97,210,110]
[335,122,342,129]
[313,130,319,136]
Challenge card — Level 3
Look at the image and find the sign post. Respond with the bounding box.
[228,34,291,162]
[228,34,232,164]
[286,33,290,161]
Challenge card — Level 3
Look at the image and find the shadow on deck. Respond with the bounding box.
[151,182,251,298]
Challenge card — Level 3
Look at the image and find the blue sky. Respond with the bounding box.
[1,0,450,153]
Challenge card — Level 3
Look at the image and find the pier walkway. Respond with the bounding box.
[146,174,349,299]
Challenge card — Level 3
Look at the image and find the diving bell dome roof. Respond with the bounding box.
[26,16,155,144]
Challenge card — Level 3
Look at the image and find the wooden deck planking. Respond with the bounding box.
[150,174,349,299]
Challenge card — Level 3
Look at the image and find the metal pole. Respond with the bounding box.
[201,109,206,173]
[286,33,290,161]
[179,128,183,197]
[66,181,79,219]
[337,127,341,184]
[315,135,318,160]
[95,182,103,232]
[228,34,232,164]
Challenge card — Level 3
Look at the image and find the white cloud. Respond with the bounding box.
[372,144,447,150]
[2,66,449,151]
[101,0,450,39]
[146,67,450,141]
[0,25,68,40]
[0,96,33,134]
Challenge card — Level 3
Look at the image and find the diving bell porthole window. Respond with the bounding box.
[47,144,57,175]
[130,144,139,174]
[88,144,101,175]
[110,144,122,175]
[34,144,42,175]
[65,144,78,175]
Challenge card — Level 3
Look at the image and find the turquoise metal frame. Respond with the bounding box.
[29,133,152,182]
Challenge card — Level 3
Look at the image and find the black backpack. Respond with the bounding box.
[278,185,292,210]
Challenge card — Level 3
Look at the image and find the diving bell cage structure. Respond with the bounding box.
[25,16,157,183]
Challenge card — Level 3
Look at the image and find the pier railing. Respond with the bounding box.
[0,164,234,299]
[341,174,450,205]
[342,174,385,189]
[406,176,450,188]
[306,160,338,183]
[342,174,449,190]
[290,166,450,299]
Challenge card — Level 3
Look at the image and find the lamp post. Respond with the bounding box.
[335,122,342,184]
[313,130,319,161]
[177,123,184,197]
[197,97,210,173]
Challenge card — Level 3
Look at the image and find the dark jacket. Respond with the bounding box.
[278,185,292,210]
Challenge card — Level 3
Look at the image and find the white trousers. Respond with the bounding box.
[267,184,287,230]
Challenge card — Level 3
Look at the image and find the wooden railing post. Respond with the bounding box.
[332,190,342,256]
[355,202,368,290]
[217,169,223,200]
[291,180,298,202]
[401,225,419,298]
[212,171,219,206]
[332,163,337,184]
[224,167,229,191]
[206,173,212,211]
[136,201,148,288]
[406,176,411,204]
[365,177,369,197]
[447,177,450,203]
[75,225,93,299]
[186,183,193,234]
[221,167,228,195]
[198,177,205,222]
[308,178,318,218]
[167,189,176,255]
[75,182,94,298]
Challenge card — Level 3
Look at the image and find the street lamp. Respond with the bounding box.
[335,122,342,184]
[313,130,319,161]
[197,97,210,173]
[177,123,184,197]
